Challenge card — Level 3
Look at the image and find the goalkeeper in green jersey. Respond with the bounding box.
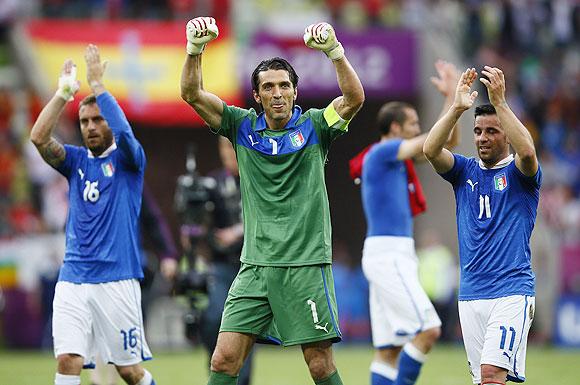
[181,17,364,385]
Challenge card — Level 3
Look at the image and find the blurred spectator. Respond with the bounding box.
[332,240,371,343]
[417,229,458,342]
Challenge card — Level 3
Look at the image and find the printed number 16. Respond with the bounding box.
[121,327,138,351]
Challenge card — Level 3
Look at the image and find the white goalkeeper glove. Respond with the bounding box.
[186,17,219,56]
[303,22,344,61]
[55,60,80,102]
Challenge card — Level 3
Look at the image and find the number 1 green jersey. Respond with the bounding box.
[212,102,349,266]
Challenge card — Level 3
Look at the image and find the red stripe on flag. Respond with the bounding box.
[26,19,231,45]
[66,96,242,127]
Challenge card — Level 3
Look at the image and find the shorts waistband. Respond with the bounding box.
[363,236,415,254]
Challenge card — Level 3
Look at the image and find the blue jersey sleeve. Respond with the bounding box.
[513,163,543,189]
[439,153,468,185]
[55,144,83,178]
[369,139,402,164]
[96,92,145,171]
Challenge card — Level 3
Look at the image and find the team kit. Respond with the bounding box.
[34,16,541,385]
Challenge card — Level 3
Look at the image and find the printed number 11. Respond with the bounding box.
[499,325,516,351]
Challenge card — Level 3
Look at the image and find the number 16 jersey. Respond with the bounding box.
[55,92,146,284]
[439,154,542,301]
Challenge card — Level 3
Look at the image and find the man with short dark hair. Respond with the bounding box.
[350,61,459,385]
[30,44,155,385]
[181,17,364,385]
[423,67,541,385]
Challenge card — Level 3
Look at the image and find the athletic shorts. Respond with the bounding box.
[52,279,152,367]
[362,236,441,348]
[220,263,342,346]
[459,295,535,384]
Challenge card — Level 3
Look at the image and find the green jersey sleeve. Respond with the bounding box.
[211,102,254,144]
[309,102,350,155]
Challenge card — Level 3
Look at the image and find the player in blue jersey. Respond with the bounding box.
[353,60,459,385]
[423,67,541,385]
[30,44,156,385]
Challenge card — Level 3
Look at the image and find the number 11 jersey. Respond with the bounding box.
[439,154,542,300]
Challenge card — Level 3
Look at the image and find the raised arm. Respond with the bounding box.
[480,66,538,176]
[398,60,460,161]
[424,68,478,173]
[85,44,145,170]
[180,17,225,129]
[30,59,80,168]
[304,22,364,120]
[430,60,461,149]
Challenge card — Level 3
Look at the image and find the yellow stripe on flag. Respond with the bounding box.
[33,40,239,101]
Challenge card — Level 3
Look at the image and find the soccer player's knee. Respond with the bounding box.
[56,353,83,374]
[116,364,144,384]
[480,364,506,384]
[425,326,441,343]
[210,348,242,374]
[306,354,335,380]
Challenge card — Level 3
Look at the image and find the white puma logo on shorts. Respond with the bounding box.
[315,322,329,333]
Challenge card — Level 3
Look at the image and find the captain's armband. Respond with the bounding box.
[323,102,349,131]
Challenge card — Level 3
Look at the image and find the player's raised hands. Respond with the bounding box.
[55,59,80,102]
[303,22,344,61]
[453,68,478,112]
[430,60,460,99]
[85,44,107,93]
[480,66,506,107]
[186,17,219,56]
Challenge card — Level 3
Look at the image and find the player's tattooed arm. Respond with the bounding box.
[31,93,70,168]
[35,137,66,168]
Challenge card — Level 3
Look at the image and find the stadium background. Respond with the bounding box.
[0,1,578,383]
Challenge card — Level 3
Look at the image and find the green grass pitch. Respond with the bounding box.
[0,344,578,384]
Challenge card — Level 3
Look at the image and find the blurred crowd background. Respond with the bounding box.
[0,0,578,351]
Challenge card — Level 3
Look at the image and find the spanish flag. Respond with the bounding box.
[26,19,240,127]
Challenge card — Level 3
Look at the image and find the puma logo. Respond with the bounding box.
[467,179,478,191]
[503,352,512,361]
[78,169,85,180]
[315,323,329,333]
[248,134,259,146]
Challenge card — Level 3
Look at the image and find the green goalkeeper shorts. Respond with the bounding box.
[219,263,342,346]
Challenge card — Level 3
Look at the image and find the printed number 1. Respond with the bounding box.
[268,138,278,155]
[307,299,319,323]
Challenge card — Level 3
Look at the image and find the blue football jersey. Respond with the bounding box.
[55,92,146,283]
[362,139,413,238]
[440,154,541,300]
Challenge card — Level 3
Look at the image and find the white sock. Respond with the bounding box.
[54,373,81,385]
[370,360,398,381]
[136,369,153,385]
[403,342,428,363]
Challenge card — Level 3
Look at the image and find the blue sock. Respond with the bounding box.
[394,344,426,385]
[370,361,397,385]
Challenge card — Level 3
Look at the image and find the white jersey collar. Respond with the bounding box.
[88,141,117,159]
[478,153,514,170]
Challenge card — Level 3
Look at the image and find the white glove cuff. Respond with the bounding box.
[325,42,344,61]
[186,41,206,56]
[55,88,73,102]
